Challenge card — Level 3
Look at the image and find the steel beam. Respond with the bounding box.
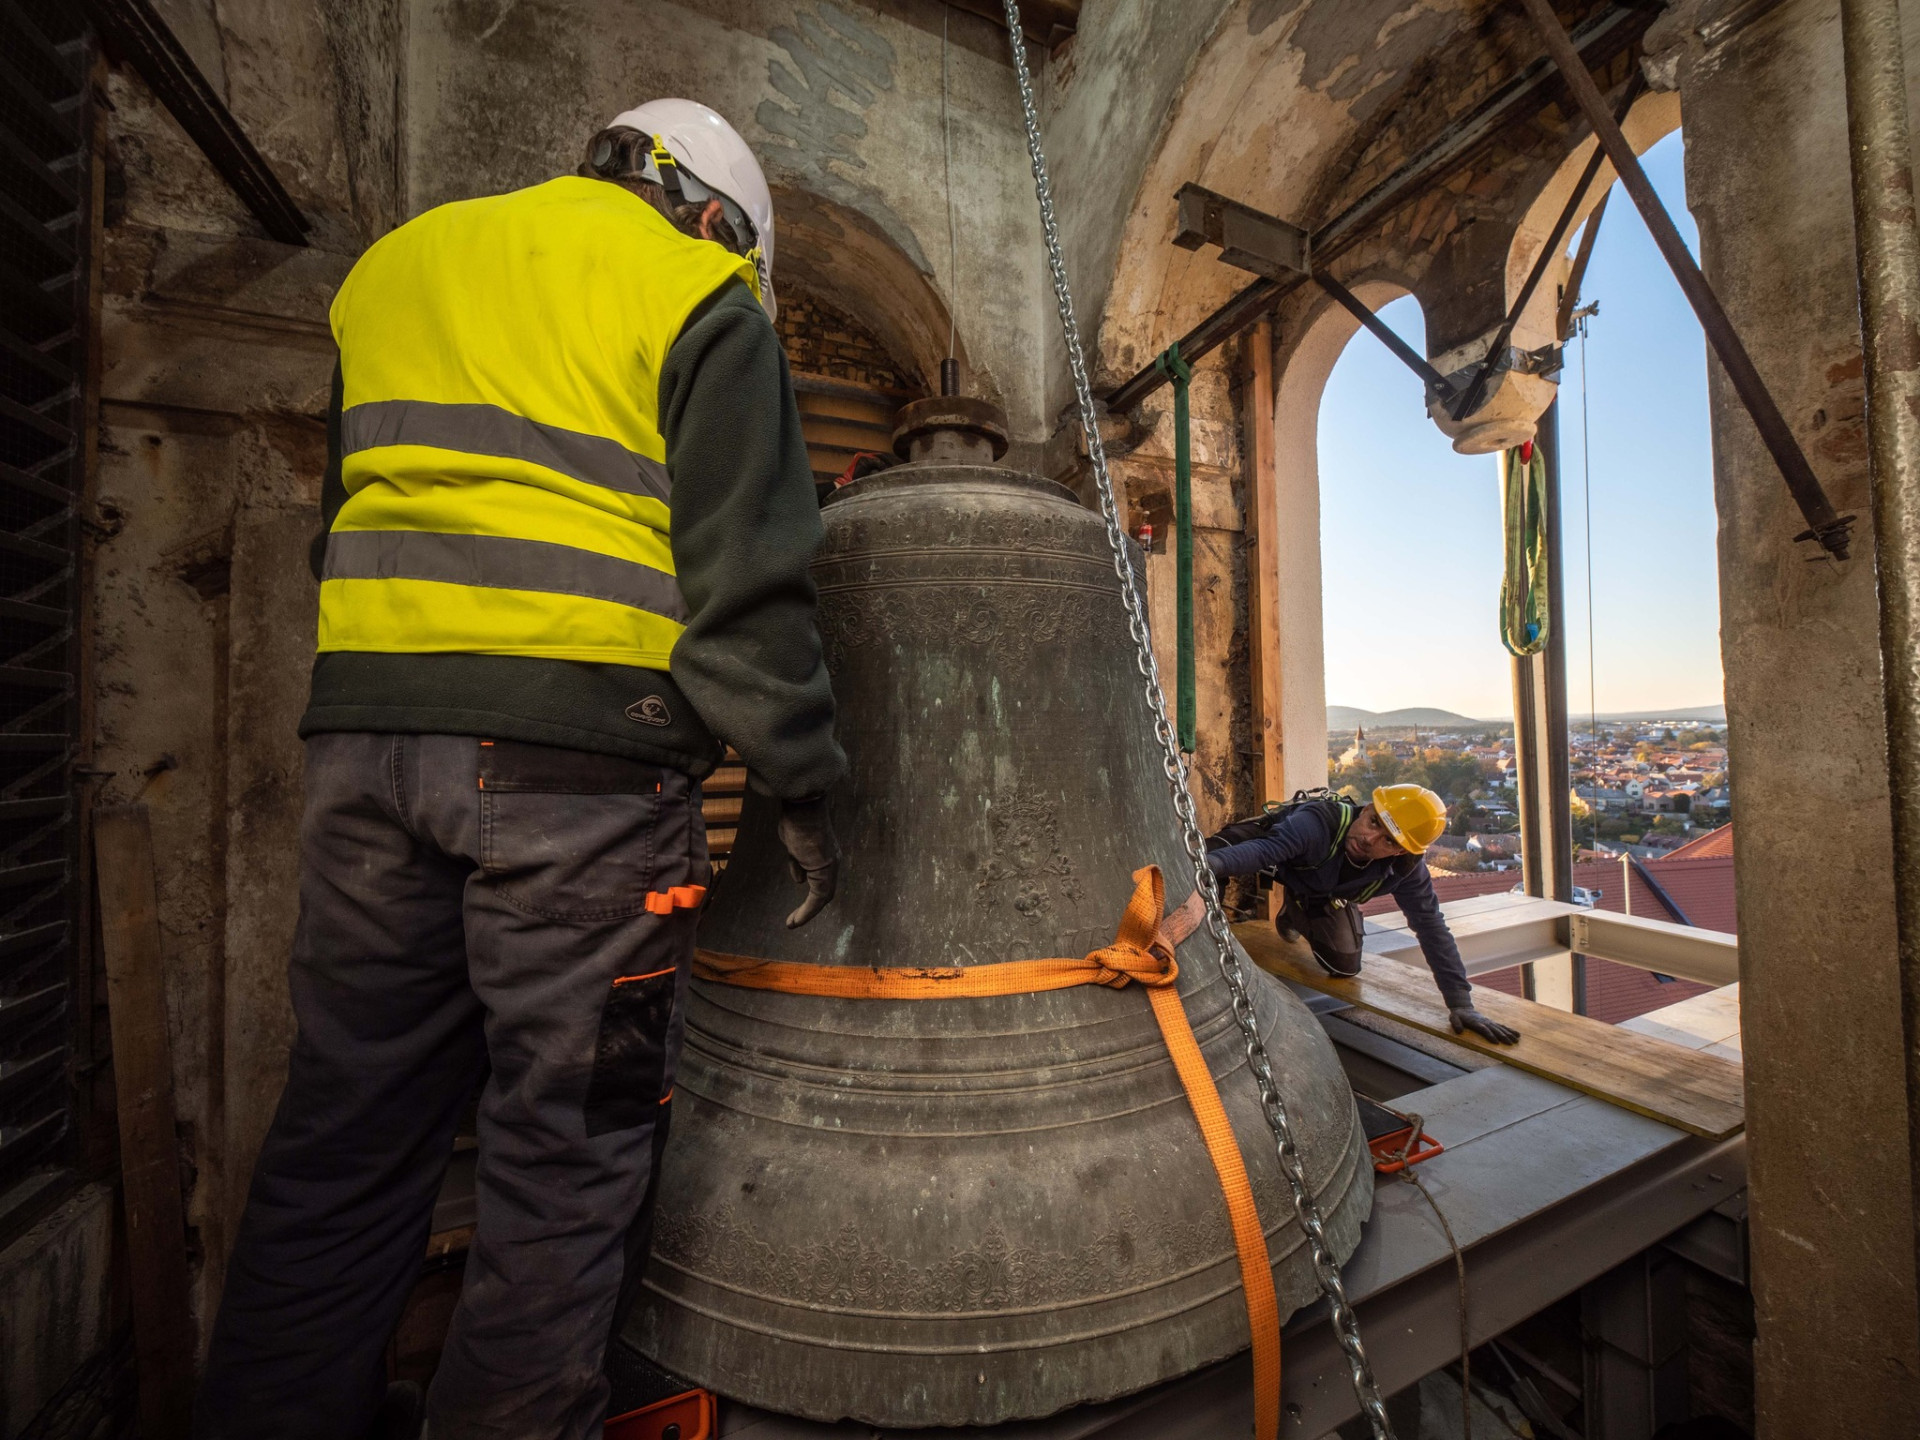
[1173,183,1310,279]
[1568,910,1740,988]
[1365,891,1740,987]
[1313,271,1456,402]
[1103,3,1653,415]
[1518,0,1853,559]
[78,0,308,245]
[1841,0,1920,1326]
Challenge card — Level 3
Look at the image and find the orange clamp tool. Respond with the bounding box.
[604,1388,715,1440]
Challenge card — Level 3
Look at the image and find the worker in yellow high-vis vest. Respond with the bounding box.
[196,102,846,1440]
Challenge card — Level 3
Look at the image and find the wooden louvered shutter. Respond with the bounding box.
[0,0,95,1199]
[791,372,906,488]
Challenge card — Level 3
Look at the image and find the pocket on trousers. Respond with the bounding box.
[584,965,677,1137]
[478,740,664,921]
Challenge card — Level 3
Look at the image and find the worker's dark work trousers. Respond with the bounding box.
[195,733,706,1440]
[1277,892,1365,977]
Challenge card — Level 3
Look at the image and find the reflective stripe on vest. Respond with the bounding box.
[340,401,673,503]
[320,176,756,669]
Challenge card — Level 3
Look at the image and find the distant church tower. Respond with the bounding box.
[1339,725,1366,767]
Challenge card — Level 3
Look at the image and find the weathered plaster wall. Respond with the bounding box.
[1665,0,1920,1430]
[92,43,350,1352]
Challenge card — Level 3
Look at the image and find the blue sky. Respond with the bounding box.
[1317,130,1720,721]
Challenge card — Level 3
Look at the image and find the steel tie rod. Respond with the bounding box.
[1517,0,1855,559]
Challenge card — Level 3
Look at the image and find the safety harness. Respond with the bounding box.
[1212,791,1401,911]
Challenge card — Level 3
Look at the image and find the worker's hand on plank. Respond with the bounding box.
[777,796,841,928]
[1449,1005,1521,1046]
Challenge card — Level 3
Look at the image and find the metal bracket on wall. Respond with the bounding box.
[77,0,309,246]
[1173,183,1311,280]
[1174,181,1460,406]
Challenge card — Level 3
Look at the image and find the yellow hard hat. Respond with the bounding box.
[1372,784,1447,854]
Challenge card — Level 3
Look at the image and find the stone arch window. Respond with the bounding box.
[1266,278,1426,793]
[775,284,922,493]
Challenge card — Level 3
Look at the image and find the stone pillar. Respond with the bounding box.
[1676,0,1920,1429]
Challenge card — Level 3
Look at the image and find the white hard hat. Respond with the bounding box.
[608,99,776,320]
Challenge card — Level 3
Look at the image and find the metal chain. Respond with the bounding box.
[995,6,1393,1435]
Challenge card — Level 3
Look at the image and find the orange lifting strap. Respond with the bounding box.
[694,866,1283,1440]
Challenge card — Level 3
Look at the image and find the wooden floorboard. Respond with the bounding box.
[1234,921,1746,1140]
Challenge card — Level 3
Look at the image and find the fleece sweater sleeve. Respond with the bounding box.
[310,360,346,581]
[1389,862,1473,1007]
[659,281,847,801]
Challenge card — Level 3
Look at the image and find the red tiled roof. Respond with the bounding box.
[1642,855,1738,934]
[1662,823,1734,860]
[1369,858,1685,923]
[1472,959,1711,1024]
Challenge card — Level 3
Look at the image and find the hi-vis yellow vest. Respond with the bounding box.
[321,176,757,669]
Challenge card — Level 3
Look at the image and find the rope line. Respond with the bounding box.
[942,4,958,362]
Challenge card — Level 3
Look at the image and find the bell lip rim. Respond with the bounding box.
[827,463,1080,507]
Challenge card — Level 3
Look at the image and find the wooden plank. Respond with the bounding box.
[94,803,195,1440]
[1235,920,1746,1140]
[796,415,895,451]
[789,370,914,404]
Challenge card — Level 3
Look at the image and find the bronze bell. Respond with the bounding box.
[626,393,1372,1426]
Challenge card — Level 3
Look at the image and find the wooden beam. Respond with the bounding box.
[1244,320,1284,920]
[1244,318,1284,808]
[1235,920,1746,1140]
[95,804,195,1440]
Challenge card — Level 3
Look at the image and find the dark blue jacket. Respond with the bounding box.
[1209,799,1473,1006]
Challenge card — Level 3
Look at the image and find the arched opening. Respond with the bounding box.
[772,184,961,399]
[1309,292,1511,854]
[1264,278,1432,798]
[1554,126,1732,1023]
[768,185,960,498]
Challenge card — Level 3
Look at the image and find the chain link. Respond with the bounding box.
[995,6,1394,1434]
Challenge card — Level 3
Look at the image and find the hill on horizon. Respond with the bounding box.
[1328,702,1727,731]
[1328,705,1486,731]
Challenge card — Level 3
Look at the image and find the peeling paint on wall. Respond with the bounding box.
[755,3,929,272]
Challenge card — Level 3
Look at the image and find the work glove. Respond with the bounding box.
[1449,1005,1521,1046]
[777,796,840,929]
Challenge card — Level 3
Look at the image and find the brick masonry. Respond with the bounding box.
[775,283,919,392]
